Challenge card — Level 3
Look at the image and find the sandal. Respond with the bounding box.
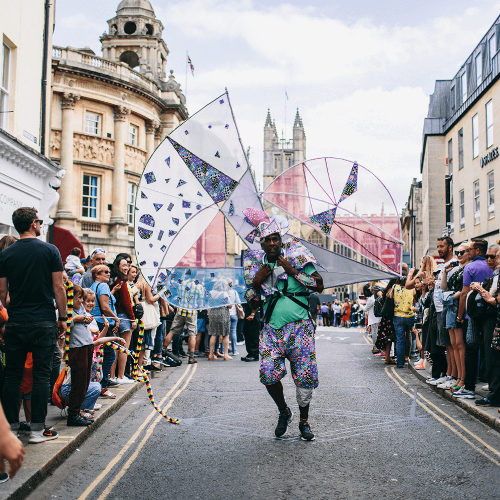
[385,360,396,365]
[223,355,233,361]
[100,388,116,398]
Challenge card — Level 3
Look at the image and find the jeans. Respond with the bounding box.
[3,321,58,430]
[393,316,414,367]
[153,322,164,356]
[61,381,101,411]
[230,315,238,353]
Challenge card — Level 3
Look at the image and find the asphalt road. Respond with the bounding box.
[26,326,500,500]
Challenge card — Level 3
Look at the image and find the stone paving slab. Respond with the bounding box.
[0,368,174,500]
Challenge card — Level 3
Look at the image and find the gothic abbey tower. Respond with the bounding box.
[263,109,306,189]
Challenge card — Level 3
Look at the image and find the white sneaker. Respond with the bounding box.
[29,428,58,443]
[233,351,240,356]
[482,384,489,391]
[109,377,117,384]
[428,375,447,386]
[116,377,134,384]
[93,404,102,410]
[438,378,457,389]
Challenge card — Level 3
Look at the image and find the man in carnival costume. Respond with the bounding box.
[243,210,324,440]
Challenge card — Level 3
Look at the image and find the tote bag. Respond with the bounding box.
[142,301,161,330]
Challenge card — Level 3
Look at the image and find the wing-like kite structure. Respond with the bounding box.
[135,93,402,309]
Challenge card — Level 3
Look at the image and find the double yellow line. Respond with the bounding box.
[78,364,197,500]
[362,334,372,345]
[385,366,500,467]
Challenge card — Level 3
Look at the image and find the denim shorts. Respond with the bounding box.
[117,313,133,334]
[444,301,458,329]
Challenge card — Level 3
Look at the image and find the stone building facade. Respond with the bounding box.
[420,15,500,258]
[401,178,423,267]
[50,0,187,256]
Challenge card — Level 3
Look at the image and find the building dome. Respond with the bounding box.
[116,0,155,17]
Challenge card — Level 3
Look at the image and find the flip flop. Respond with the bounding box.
[100,389,116,398]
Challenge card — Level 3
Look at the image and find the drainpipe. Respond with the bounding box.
[40,0,51,156]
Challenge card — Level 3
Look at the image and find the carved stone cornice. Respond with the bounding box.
[145,119,160,134]
[114,105,131,121]
[61,92,80,109]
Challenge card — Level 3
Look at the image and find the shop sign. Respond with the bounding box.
[0,182,39,227]
[480,147,499,168]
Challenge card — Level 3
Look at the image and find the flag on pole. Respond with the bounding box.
[187,54,195,76]
[285,89,289,100]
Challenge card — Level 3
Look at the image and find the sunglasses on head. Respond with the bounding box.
[455,250,468,256]
[486,254,497,259]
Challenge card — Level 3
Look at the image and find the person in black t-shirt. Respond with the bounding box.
[0,208,67,443]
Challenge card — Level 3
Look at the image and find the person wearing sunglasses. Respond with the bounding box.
[89,265,120,397]
[0,207,67,443]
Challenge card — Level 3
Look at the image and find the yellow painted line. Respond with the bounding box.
[384,367,500,467]
[390,366,408,386]
[363,335,371,345]
[96,364,197,500]
[78,364,193,500]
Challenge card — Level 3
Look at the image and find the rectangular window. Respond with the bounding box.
[448,138,453,175]
[82,174,99,219]
[474,179,480,225]
[475,52,482,87]
[449,177,454,233]
[450,85,456,111]
[472,114,479,159]
[84,112,101,135]
[285,154,292,169]
[0,43,11,131]
[127,182,136,224]
[461,71,467,103]
[459,189,465,231]
[486,100,493,148]
[129,124,137,146]
[458,128,464,169]
[488,170,495,219]
[490,34,497,67]
[274,154,280,171]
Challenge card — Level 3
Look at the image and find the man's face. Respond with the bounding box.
[260,233,281,259]
[92,253,106,266]
[33,213,42,237]
[437,240,451,259]
[468,244,479,260]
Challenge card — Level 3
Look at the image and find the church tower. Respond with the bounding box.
[263,108,306,189]
[100,0,168,82]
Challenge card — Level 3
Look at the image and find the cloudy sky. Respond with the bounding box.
[53,0,500,212]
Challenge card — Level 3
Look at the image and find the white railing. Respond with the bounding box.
[52,47,62,59]
[81,54,117,72]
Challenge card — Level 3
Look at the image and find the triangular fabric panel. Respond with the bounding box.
[168,137,237,203]
[338,162,358,203]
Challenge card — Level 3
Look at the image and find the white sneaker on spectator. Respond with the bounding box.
[94,404,102,410]
[414,358,423,366]
[116,377,134,384]
[428,376,447,386]
[438,378,457,389]
[109,377,117,384]
[236,341,245,345]
[453,387,475,398]
[29,428,58,443]
[482,384,489,391]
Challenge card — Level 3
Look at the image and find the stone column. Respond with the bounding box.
[141,45,147,72]
[56,92,80,225]
[154,124,162,149]
[103,47,109,60]
[110,105,130,228]
[146,120,158,160]
[110,46,116,62]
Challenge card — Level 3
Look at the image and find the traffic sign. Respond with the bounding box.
[381,248,396,265]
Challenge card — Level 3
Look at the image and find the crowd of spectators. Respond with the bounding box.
[365,236,500,411]
[307,295,363,328]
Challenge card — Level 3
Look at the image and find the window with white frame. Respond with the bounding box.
[475,52,482,87]
[129,124,138,146]
[458,128,464,169]
[490,33,497,68]
[85,112,102,135]
[82,174,99,219]
[474,180,480,225]
[461,71,467,103]
[459,189,465,231]
[488,170,495,219]
[486,100,494,148]
[0,43,11,131]
[449,177,454,233]
[127,182,136,224]
[472,114,479,159]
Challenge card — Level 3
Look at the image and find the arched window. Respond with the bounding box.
[145,23,154,35]
[307,231,324,247]
[120,51,140,70]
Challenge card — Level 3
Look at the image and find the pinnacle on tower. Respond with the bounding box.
[265,109,273,128]
[293,108,303,128]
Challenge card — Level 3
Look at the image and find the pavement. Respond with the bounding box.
[0,367,174,500]
[2,327,500,499]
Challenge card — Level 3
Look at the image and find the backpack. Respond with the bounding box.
[374,296,383,318]
[466,279,497,319]
[52,368,68,410]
